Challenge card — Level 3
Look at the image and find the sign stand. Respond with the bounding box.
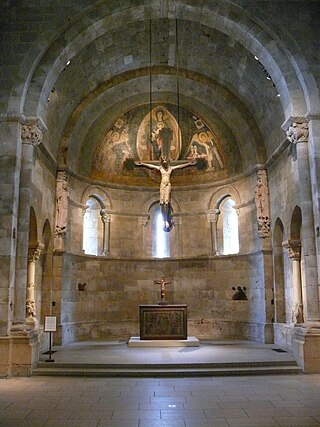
[44,316,57,363]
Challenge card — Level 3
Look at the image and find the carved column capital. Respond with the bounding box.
[282,239,301,260]
[28,242,44,262]
[21,124,43,146]
[282,117,309,144]
[207,208,220,223]
[141,215,150,227]
[100,209,111,224]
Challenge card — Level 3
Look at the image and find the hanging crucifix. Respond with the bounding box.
[135,127,197,232]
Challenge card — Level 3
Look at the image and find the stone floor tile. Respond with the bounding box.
[43,421,99,427]
[248,393,285,400]
[151,396,188,403]
[139,402,185,410]
[218,395,250,402]
[93,401,139,410]
[186,393,221,401]
[0,408,33,419]
[111,409,160,419]
[54,401,92,410]
[226,417,280,426]
[99,395,150,403]
[68,409,113,420]
[299,400,320,408]
[183,401,220,410]
[244,408,291,417]
[0,401,13,410]
[161,409,206,419]
[0,419,47,427]
[98,421,139,427]
[270,400,306,408]
[274,416,320,426]
[155,391,192,397]
[204,408,249,419]
[139,421,185,427]
[185,420,228,427]
[217,400,274,409]
[285,407,320,416]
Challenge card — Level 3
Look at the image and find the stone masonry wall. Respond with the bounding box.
[60,252,268,344]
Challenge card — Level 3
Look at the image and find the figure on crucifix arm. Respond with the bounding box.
[135,156,196,232]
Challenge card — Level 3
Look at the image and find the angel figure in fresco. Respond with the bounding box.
[135,157,196,231]
[188,131,224,171]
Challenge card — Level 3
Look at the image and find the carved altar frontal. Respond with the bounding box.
[139,304,187,340]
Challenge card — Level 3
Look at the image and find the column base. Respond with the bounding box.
[26,316,39,330]
[0,328,40,377]
[292,324,320,373]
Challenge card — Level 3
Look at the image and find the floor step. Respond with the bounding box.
[33,363,302,377]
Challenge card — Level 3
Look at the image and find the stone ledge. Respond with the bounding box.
[128,336,200,347]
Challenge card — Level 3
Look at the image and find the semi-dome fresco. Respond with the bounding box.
[91,103,235,185]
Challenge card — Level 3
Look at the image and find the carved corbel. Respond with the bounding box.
[21,124,43,146]
[283,117,309,144]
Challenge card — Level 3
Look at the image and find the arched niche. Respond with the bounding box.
[273,218,286,323]
[290,205,302,240]
[29,207,38,243]
[39,219,53,326]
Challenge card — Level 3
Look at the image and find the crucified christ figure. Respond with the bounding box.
[135,157,196,231]
[154,277,172,304]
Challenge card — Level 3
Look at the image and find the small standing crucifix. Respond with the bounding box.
[154,276,172,305]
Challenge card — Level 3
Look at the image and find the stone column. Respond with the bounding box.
[100,209,111,255]
[282,239,303,324]
[207,209,220,255]
[284,117,319,322]
[305,113,320,314]
[14,120,44,326]
[26,242,44,329]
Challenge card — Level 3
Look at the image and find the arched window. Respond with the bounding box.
[151,203,170,258]
[83,197,103,255]
[220,198,239,255]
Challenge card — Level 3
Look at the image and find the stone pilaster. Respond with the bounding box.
[54,170,69,252]
[305,113,320,314]
[254,169,271,238]
[0,115,22,335]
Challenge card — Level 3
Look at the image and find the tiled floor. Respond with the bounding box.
[1,374,320,426]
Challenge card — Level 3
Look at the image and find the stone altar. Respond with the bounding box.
[139,304,187,340]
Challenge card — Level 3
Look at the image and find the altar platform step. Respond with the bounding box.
[33,340,302,377]
[33,360,302,377]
